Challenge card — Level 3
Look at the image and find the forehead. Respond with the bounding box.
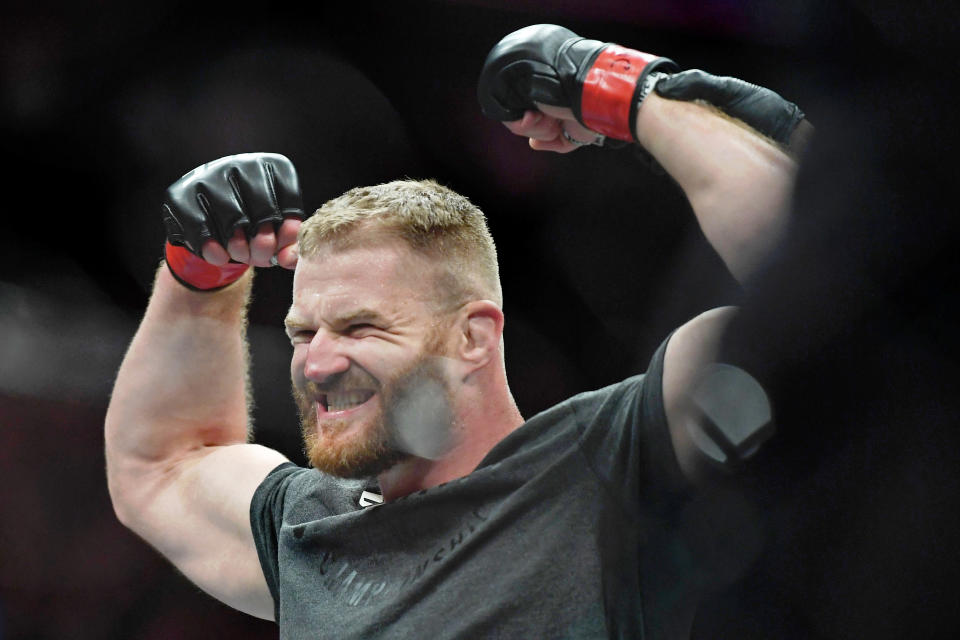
[290,239,438,319]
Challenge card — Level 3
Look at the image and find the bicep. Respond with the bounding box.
[123,443,289,619]
[661,306,739,482]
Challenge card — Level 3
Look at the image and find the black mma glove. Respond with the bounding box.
[161,153,304,291]
[477,24,678,143]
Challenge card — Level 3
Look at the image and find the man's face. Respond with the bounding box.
[286,239,458,478]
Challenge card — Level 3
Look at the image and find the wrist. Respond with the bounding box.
[578,46,677,143]
[153,262,253,324]
[164,242,250,292]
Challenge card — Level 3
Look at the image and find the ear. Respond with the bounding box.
[455,300,504,371]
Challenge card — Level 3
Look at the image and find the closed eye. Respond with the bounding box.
[289,330,315,344]
[346,323,378,336]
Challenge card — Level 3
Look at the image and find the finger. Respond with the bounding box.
[248,224,278,267]
[276,217,301,250]
[504,108,589,153]
[277,242,299,270]
[504,110,563,141]
[503,110,542,135]
[559,119,600,144]
[533,102,576,121]
[201,239,230,265]
[526,116,563,142]
[532,102,601,147]
[226,228,250,263]
[530,137,576,154]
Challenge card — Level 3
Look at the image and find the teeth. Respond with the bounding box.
[326,390,374,413]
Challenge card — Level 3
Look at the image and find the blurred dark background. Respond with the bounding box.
[1,0,958,638]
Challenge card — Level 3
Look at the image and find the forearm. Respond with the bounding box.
[105,267,254,503]
[636,93,798,283]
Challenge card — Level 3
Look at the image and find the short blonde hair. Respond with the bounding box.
[299,179,502,308]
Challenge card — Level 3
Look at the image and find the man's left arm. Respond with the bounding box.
[634,92,797,480]
[500,82,801,284]
[479,26,806,480]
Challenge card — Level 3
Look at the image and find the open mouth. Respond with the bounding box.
[319,389,377,414]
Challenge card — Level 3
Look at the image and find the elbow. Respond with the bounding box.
[104,438,157,532]
[105,453,138,530]
[104,416,132,526]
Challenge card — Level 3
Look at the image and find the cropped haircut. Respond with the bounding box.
[298,179,503,309]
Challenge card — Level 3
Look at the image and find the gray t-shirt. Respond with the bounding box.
[251,337,693,639]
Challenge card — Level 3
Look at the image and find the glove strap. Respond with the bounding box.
[164,242,249,291]
[580,45,662,142]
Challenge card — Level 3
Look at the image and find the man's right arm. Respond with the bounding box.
[105,154,303,619]
[105,269,286,619]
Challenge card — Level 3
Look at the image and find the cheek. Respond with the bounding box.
[350,340,401,372]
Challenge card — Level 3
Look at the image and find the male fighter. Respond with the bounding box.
[106,24,806,639]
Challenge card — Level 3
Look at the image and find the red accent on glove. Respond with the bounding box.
[580,45,660,142]
[164,242,249,291]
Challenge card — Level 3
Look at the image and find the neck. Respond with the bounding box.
[377,385,523,502]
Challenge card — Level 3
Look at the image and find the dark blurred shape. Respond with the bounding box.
[704,1,960,637]
[110,46,421,294]
[687,364,774,468]
[852,0,960,56]
[447,0,754,36]
[0,282,130,403]
[0,394,278,639]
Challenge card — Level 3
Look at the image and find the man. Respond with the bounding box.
[106,24,806,639]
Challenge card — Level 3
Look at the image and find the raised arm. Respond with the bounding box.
[478,24,806,283]
[104,154,302,618]
[478,25,807,479]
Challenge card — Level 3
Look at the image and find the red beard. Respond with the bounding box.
[292,353,454,478]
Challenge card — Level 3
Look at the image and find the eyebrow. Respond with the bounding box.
[336,308,388,324]
[283,308,389,335]
[283,314,310,338]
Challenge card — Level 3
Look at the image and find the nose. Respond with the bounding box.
[302,329,351,383]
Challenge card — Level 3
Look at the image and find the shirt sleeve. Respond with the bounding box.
[575,334,689,516]
[249,461,306,616]
[639,333,689,496]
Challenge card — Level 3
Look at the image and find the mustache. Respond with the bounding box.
[300,365,380,396]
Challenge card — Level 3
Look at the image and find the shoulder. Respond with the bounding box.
[565,374,649,422]
[479,370,660,471]
[252,462,375,524]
